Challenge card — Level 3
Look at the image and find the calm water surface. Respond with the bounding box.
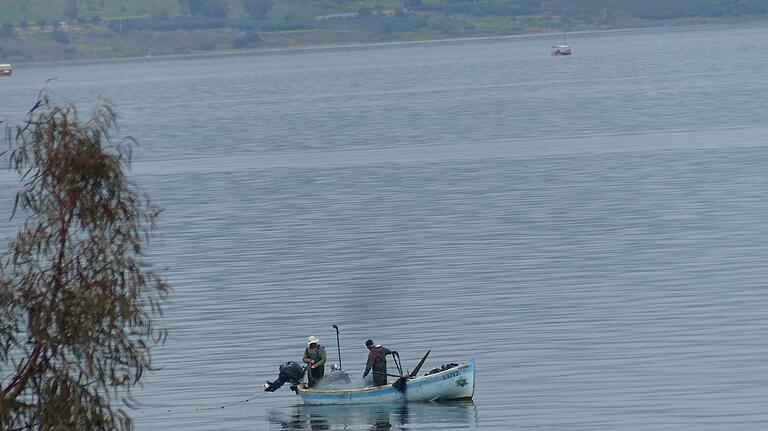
[2,24,768,430]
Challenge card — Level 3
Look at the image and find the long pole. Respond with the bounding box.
[331,324,342,370]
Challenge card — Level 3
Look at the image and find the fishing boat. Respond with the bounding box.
[297,360,475,405]
[0,64,11,76]
[263,326,475,406]
[551,33,572,56]
[551,44,572,56]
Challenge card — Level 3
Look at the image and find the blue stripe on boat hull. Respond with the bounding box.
[298,360,475,405]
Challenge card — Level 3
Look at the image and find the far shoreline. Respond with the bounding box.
[7,18,768,67]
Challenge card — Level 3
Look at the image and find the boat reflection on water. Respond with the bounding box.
[267,400,478,430]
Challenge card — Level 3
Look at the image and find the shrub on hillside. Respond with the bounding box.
[0,23,14,38]
[233,31,262,48]
[64,0,78,20]
[315,15,427,33]
[242,0,273,19]
[109,16,261,32]
[52,30,71,44]
[256,19,313,31]
[190,0,229,18]
[357,7,373,18]
[403,0,423,10]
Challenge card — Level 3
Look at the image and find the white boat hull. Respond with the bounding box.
[297,360,475,405]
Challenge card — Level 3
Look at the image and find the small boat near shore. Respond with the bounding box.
[0,64,11,76]
[297,360,475,405]
[551,33,572,56]
[551,44,572,56]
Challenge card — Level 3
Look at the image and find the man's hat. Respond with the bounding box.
[365,339,374,347]
[307,335,319,345]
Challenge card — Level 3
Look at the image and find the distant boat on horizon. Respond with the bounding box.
[551,33,572,56]
[0,63,11,76]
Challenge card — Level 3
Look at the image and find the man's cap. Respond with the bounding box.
[307,335,319,345]
[365,339,374,347]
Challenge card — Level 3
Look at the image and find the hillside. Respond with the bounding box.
[1,0,767,62]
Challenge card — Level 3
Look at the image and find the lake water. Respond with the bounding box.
[2,23,768,430]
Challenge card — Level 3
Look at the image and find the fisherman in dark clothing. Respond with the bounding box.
[303,336,326,388]
[362,339,395,387]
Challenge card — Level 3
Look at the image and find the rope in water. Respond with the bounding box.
[157,390,269,412]
[193,390,268,411]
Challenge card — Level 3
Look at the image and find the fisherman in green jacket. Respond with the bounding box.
[303,336,326,388]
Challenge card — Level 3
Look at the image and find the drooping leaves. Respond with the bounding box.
[0,91,169,430]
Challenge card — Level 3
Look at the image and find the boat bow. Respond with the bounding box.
[297,360,475,405]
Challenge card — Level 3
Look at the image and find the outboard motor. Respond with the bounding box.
[264,361,305,392]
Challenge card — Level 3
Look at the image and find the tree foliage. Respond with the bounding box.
[52,29,71,44]
[0,23,14,38]
[178,0,230,18]
[241,0,273,19]
[64,0,79,21]
[538,0,768,18]
[190,0,230,18]
[0,93,169,430]
[233,30,262,48]
[107,16,261,32]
